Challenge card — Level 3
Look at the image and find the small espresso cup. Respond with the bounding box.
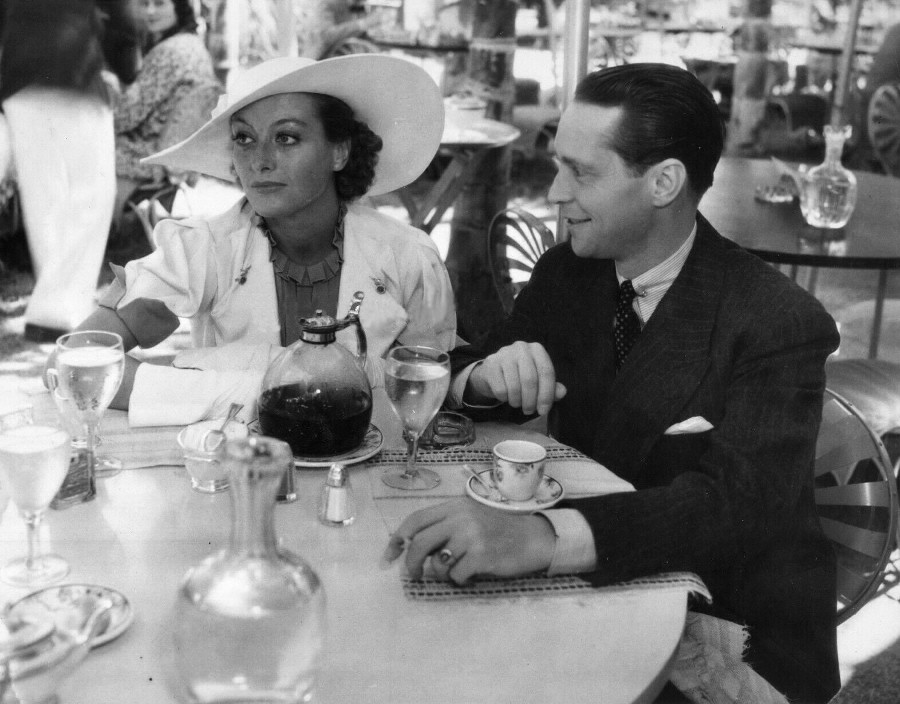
[491,440,546,502]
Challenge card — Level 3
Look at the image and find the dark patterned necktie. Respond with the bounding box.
[614,279,641,370]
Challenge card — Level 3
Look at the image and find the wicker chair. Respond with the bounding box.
[487,207,556,315]
[868,82,900,177]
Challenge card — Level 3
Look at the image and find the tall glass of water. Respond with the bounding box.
[0,425,71,587]
[382,346,450,491]
[50,331,125,478]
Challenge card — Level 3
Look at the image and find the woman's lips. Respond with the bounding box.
[250,182,285,192]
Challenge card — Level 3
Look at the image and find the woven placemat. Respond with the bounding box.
[402,571,711,603]
[368,445,589,466]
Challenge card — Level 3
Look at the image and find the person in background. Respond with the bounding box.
[61,55,454,427]
[113,0,220,220]
[0,0,137,341]
[385,63,841,703]
[725,0,786,155]
[97,0,143,87]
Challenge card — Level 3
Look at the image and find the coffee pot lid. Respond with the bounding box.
[300,310,337,331]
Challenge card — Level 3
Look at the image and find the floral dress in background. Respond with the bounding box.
[115,32,221,182]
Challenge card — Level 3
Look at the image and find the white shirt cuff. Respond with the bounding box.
[539,508,598,575]
[447,361,502,410]
[447,363,477,408]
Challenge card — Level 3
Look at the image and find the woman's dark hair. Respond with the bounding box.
[146,0,199,51]
[307,93,383,202]
[574,63,724,197]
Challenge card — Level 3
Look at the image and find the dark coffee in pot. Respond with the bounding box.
[258,383,372,457]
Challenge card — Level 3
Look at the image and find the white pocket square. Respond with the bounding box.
[664,416,714,435]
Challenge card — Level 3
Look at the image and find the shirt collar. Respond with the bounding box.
[615,222,697,324]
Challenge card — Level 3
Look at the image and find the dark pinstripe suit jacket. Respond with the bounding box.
[452,214,842,702]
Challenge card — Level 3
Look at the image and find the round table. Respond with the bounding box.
[0,393,691,704]
[700,156,900,357]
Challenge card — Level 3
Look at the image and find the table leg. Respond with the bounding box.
[807,266,819,296]
[870,269,888,359]
[407,148,488,234]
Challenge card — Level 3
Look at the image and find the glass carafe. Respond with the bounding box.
[799,124,858,229]
[258,292,373,457]
[171,436,326,703]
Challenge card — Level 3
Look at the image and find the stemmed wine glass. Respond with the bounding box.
[49,331,125,478]
[382,346,450,491]
[0,424,71,587]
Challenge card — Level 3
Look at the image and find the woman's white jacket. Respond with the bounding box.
[109,199,456,425]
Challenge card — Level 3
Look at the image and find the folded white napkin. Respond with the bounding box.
[128,364,264,427]
[128,343,278,428]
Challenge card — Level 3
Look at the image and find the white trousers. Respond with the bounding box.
[3,87,115,331]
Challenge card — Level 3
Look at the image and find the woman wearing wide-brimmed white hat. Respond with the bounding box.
[67,54,455,426]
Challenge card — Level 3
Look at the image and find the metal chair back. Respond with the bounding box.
[815,389,899,623]
[488,207,555,315]
[868,82,900,177]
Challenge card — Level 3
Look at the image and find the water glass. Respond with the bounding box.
[48,331,125,479]
[0,425,71,587]
[382,346,451,491]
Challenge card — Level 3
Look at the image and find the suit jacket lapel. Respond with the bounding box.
[593,217,725,469]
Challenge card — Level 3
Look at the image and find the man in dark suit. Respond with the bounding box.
[384,64,841,703]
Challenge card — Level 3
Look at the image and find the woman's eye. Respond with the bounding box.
[276,133,300,145]
[231,132,252,146]
[553,157,581,178]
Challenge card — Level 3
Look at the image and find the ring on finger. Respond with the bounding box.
[438,548,455,565]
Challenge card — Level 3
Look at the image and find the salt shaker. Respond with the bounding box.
[318,464,355,526]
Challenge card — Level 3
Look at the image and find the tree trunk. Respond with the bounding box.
[445,0,517,346]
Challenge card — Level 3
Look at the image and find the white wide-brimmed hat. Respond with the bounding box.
[142,54,444,196]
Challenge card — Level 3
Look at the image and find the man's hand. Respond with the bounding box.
[382,498,557,584]
[465,341,566,416]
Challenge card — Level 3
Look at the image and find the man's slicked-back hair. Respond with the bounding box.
[574,63,724,197]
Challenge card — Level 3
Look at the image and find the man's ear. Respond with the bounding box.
[332,140,350,171]
[648,159,688,207]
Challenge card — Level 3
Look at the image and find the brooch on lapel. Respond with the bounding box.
[235,265,251,285]
[371,276,386,294]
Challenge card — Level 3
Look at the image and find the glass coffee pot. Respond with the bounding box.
[258,292,373,457]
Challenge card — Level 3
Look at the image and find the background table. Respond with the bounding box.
[700,156,900,358]
[0,393,696,704]
[397,118,521,234]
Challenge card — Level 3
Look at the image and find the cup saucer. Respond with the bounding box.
[7,584,134,648]
[466,469,564,513]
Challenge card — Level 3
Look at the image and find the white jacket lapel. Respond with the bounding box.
[337,212,409,362]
